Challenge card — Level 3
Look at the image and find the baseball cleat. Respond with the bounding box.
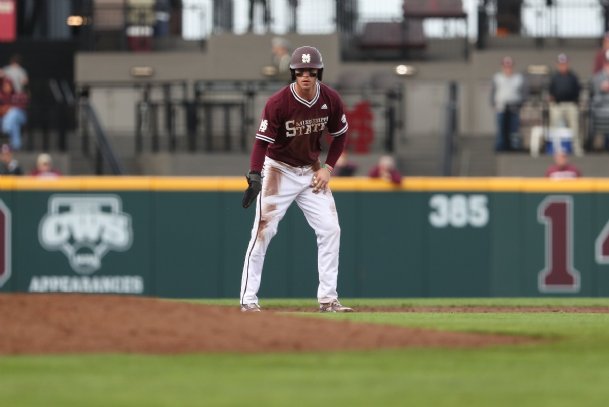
[240,303,261,312]
[319,300,353,313]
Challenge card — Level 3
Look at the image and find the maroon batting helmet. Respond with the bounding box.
[289,46,324,81]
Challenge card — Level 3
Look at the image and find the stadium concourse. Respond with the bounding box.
[66,32,606,177]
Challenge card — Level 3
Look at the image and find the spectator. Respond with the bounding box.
[590,49,609,150]
[548,53,583,156]
[0,77,9,114]
[2,54,28,93]
[30,153,61,178]
[334,151,358,176]
[270,37,292,81]
[0,143,22,175]
[545,150,581,179]
[368,155,402,185]
[593,32,609,74]
[0,76,28,151]
[490,56,528,151]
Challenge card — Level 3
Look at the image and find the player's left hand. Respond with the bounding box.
[311,167,331,194]
[242,171,262,208]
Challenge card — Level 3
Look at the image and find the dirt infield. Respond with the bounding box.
[0,294,541,355]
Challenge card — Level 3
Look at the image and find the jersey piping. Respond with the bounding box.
[290,82,320,108]
[255,134,274,143]
[330,123,348,137]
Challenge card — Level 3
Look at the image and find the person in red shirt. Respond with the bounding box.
[239,45,352,313]
[593,32,609,74]
[368,155,402,185]
[30,153,62,178]
[545,150,581,179]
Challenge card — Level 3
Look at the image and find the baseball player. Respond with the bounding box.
[240,45,353,313]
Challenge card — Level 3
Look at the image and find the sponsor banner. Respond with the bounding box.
[14,192,152,295]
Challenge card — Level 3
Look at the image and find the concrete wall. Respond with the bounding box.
[498,154,609,177]
[136,152,387,176]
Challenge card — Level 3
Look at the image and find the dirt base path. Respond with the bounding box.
[0,294,533,355]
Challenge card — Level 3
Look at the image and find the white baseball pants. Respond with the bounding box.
[240,157,341,305]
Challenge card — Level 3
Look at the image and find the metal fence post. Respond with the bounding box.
[443,81,458,176]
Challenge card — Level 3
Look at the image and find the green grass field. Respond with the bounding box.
[3,298,609,407]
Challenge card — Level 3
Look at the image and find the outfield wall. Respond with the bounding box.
[1,177,608,298]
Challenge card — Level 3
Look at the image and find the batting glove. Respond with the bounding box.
[242,171,262,208]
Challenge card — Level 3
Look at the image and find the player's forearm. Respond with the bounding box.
[250,139,269,172]
[324,133,347,168]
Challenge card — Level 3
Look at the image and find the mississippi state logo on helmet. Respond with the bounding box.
[290,46,324,81]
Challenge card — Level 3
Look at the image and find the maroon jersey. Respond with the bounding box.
[255,82,349,167]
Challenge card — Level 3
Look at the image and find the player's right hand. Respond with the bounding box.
[242,171,262,208]
[311,166,331,194]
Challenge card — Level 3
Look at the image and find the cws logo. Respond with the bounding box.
[39,195,132,273]
[32,195,142,294]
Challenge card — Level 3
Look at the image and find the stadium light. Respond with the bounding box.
[394,64,417,77]
[130,66,155,78]
[527,64,550,75]
[261,65,278,77]
[67,15,88,27]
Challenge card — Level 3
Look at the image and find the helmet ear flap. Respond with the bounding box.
[291,69,296,82]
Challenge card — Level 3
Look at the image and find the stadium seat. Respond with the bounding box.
[402,0,467,19]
